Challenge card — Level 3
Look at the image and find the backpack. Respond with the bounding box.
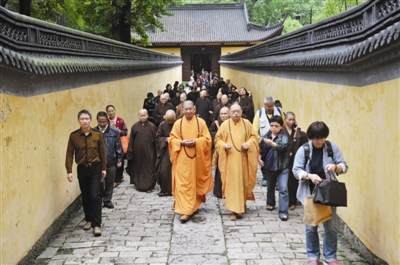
[303,141,334,168]
[258,107,282,117]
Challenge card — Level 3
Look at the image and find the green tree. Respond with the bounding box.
[315,0,366,21]
[282,17,303,34]
[246,0,366,35]
[2,0,181,45]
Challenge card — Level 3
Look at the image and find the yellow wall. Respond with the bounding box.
[221,46,248,55]
[149,47,181,56]
[0,66,181,265]
[221,66,400,264]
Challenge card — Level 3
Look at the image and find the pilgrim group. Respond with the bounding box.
[66,72,347,265]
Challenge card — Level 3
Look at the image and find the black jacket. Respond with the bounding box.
[96,125,123,167]
[260,129,290,172]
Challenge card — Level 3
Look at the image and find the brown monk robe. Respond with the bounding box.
[153,93,174,126]
[195,90,213,126]
[215,104,259,221]
[126,109,157,192]
[236,87,255,123]
[212,94,231,121]
[155,110,176,197]
[209,107,230,198]
[212,92,222,110]
[176,93,187,118]
[282,112,308,210]
[168,101,214,223]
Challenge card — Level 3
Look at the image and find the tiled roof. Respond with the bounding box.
[145,4,283,44]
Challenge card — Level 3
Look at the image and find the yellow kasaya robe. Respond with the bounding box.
[215,118,259,214]
[168,116,214,215]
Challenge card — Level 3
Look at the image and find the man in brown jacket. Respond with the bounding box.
[65,109,107,236]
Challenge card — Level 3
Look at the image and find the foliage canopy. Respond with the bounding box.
[1,0,366,45]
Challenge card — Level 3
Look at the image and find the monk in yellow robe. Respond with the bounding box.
[215,103,259,221]
[168,101,214,223]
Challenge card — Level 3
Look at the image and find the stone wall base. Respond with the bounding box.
[18,196,82,265]
[336,217,388,265]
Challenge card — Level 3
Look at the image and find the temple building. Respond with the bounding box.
[136,1,283,80]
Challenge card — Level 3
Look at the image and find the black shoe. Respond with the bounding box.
[158,192,166,197]
[103,202,114,209]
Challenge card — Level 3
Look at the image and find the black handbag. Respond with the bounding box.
[313,174,347,207]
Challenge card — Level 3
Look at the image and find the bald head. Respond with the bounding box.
[165,110,176,125]
[183,100,195,120]
[139,109,148,123]
[180,93,187,103]
[230,103,242,122]
[160,93,169,104]
[221,95,229,105]
[219,106,230,122]
[183,100,194,108]
[200,90,207,98]
[165,110,175,118]
[139,109,148,115]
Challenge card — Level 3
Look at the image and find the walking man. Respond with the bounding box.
[126,109,157,192]
[65,110,106,236]
[95,111,123,209]
[168,101,214,223]
[215,104,259,220]
[156,110,176,196]
[209,106,230,198]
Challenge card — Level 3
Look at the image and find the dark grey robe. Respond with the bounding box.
[195,97,212,126]
[156,120,174,194]
[153,102,174,127]
[209,119,223,198]
[126,120,157,191]
[237,96,255,123]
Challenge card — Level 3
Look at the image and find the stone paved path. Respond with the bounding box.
[36,169,368,265]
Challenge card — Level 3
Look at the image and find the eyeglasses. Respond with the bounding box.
[265,106,274,109]
[270,124,280,128]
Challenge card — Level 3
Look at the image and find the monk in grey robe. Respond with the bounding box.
[153,93,174,127]
[126,109,157,192]
[209,107,230,198]
[156,110,176,196]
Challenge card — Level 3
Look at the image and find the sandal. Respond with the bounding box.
[179,214,191,223]
[230,213,237,221]
[266,206,274,211]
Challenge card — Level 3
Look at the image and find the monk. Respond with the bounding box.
[126,109,157,192]
[156,110,176,197]
[209,106,230,198]
[212,94,231,121]
[195,90,213,126]
[176,93,187,118]
[153,93,174,127]
[168,101,214,223]
[215,104,259,221]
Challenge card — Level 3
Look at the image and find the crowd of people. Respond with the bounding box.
[65,73,348,265]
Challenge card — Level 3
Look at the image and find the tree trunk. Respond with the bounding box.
[1,0,8,7]
[112,0,132,43]
[19,0,32,16]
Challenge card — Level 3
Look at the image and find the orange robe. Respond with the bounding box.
[168,116,214,215]
[215,118,259,214]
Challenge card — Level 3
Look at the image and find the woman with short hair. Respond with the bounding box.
[293,121,348,265]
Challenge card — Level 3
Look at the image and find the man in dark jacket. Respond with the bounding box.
[96,111,123,209]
